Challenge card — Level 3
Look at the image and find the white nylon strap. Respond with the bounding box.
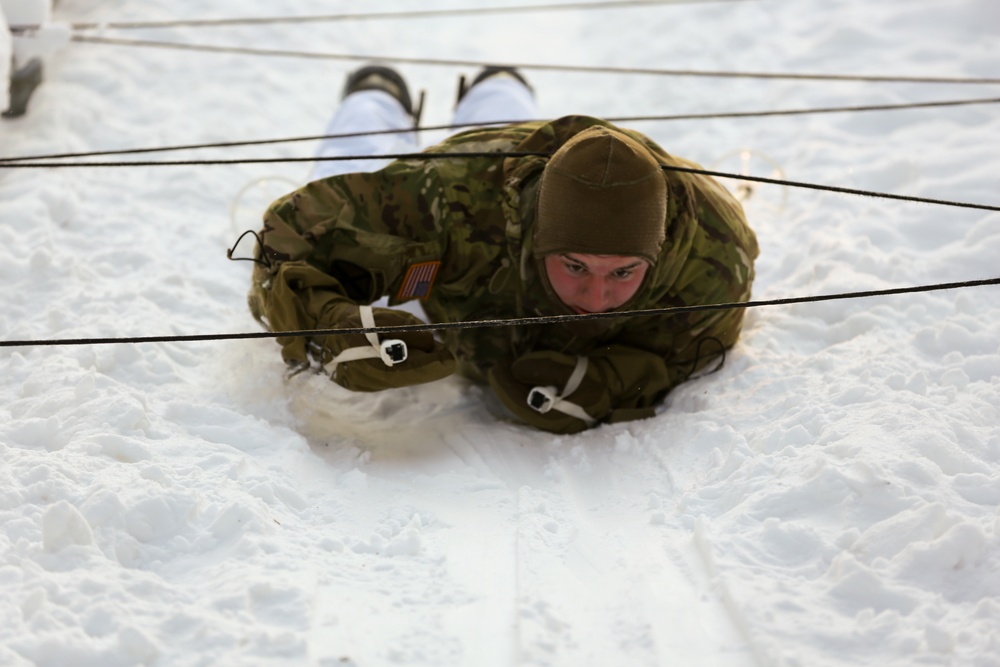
[329,346,381,367]
[326,305,406,376]
[527,356,597,426]
[359,305,380,349]
[561,355,589,398]
[550,398,596,425]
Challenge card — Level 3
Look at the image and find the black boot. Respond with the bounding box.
[342,64,424,126]
[456,66,533,107]
[3,58,44,119]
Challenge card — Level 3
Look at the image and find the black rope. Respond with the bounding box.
[2,277,998,349]
[226,230,270,268]
[13,0,753,32]
[68,36,1000,86]
[4,96,999,164]
[682,337,727,381]
[2,150,996,214]
[656,165,1000,213]
[0,150,549,167]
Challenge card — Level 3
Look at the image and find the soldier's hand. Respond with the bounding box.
[487,351,612,434]
[317,305,456,392]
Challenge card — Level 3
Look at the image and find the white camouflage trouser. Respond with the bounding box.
[310,74,539,181]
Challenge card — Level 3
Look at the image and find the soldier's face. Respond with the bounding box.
[543,253,649,314]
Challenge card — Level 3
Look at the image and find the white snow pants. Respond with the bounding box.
[1,7,10,111]
[2,0,66,112]
[1,0,62,67]
[310,75,538,181]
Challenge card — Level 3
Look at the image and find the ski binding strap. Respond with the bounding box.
[329,305,408,372]
[526,356,596,426]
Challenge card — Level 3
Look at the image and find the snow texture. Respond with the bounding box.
[0,0,51,26]
[1,0,999,665]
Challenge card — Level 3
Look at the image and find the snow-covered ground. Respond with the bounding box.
[2,0,999,665]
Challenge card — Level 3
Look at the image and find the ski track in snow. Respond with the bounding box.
[2,0,1000,665]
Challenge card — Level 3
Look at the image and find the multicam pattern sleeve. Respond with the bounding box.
[246,121,541,372]
[246,158,453,366]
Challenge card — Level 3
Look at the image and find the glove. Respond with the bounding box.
[316,303,456,392]
[488,351,613,434]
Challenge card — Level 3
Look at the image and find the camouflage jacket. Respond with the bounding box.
[248,115,758,415]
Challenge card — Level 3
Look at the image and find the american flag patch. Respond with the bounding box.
[396,261,441,301]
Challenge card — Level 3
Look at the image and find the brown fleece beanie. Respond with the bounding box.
[534,126,667,263]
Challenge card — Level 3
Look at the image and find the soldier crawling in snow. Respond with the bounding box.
[244,65,758,434]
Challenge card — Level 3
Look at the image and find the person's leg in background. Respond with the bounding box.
[451,67,538,134]
[1,0,60,119]
[310,64,420,181]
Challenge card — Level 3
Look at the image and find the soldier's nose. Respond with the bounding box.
[579,281,609,313]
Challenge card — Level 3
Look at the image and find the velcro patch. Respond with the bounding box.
[396,261,441,301]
